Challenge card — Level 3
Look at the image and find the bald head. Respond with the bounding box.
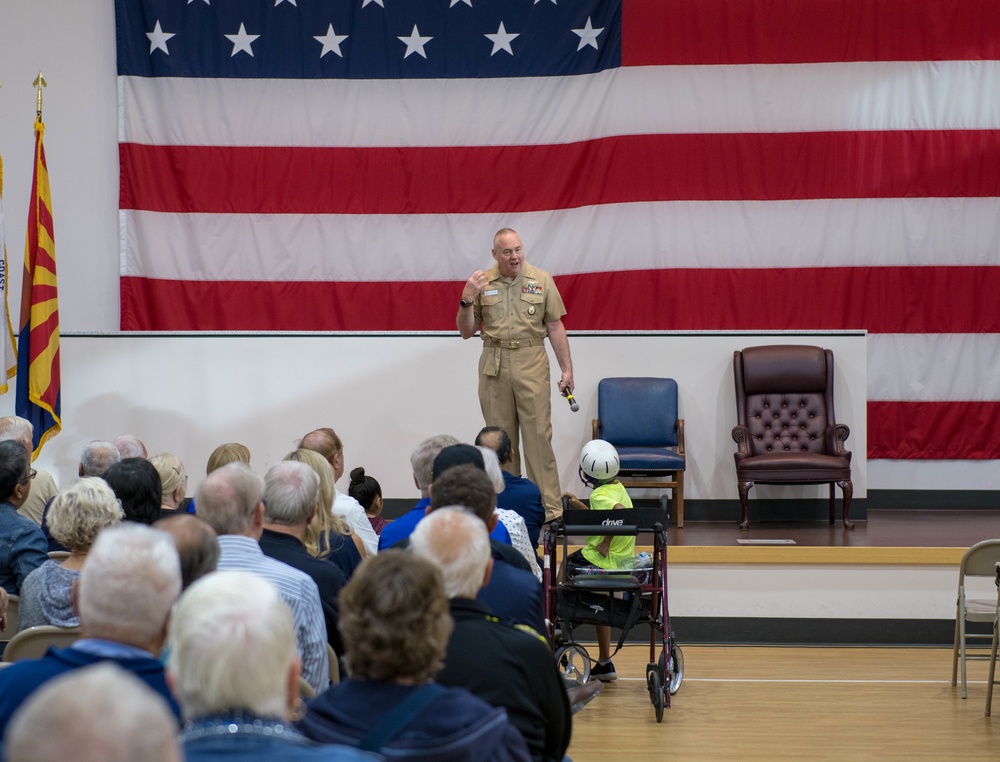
[195,463,264,537]
[475,426,512,466]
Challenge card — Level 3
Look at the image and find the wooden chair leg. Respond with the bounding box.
[838,480,854,530]
[675,471,684,529]
[738,481,753,530]
[828,482,836,524]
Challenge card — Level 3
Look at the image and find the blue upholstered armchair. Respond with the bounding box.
[592,378,686,527]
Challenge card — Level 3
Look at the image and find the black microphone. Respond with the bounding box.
[562,388,580,412]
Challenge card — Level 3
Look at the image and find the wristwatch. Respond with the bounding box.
[460,298,473,308]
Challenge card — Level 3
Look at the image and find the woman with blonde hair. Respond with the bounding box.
[206,443,251,474]
[17,478,125,630]
[284,449,365,577]
[149,452,190,519]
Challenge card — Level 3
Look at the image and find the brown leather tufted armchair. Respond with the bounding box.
[732,345,853,530]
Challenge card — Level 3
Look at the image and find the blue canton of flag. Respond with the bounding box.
[115,0,622,79]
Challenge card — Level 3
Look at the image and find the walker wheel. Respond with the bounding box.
[648,669,665,722]
[659,646,684,695]
[555,644,591,684]
[669,645,684,695]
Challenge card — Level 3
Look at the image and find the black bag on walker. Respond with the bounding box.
[556,575,645,630]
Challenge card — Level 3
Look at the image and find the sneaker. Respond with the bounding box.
[590,660,617,682]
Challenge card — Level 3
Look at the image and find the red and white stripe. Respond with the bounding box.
[118,0,1000,460]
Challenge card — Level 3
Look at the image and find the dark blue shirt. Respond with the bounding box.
[497,472,546,550]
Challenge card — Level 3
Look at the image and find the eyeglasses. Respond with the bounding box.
[22,469,37,484]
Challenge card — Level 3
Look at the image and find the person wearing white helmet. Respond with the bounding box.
[561,439,635,682]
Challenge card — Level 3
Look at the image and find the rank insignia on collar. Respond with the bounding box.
[522,283,542,295]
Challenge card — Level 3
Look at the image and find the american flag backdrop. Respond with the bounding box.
[115,0,1000,462]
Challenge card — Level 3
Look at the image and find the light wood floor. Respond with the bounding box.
[566,644,1000,760]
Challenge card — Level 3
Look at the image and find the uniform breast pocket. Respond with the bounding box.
[480,293,504,319]
[519,292,544,317]
[481,293,503,308]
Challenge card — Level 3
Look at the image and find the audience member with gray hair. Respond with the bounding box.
[377,433,461,551]
[169,571,372,762]
[299,551,531,761]
[41,439,122,552]
[18,477,124,630]
[0,523,183,735]
[113,433,148,459]
[79,440,122,477]
[154,513,219,590]
[476,445,542,580]
[0,416,58,525]
[260,460,348,659]
[428,465,545,636]
[5,663,181,762]
[0,439,48,594]
[411,508,573,762]
[196,462,330,693]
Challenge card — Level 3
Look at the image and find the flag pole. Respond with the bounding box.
[33,72,46,120]
[17,71,61,455]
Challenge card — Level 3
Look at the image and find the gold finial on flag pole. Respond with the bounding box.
[33,72,47,119]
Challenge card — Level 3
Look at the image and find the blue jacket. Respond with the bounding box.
[380,499,511,552]
[182,716,377,761]
[300,679,530,762]
[0,501,49,594]
[0,646,181,738]
[497,472,546,550]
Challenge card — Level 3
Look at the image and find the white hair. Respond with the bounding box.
[48,477,124,552]
[410,507,491,599]
[168,571,295,720]
[263,460,319,526]
[79,524,182,647]
[79,440,122,477]
[410,434,461,495]
[5,663,180,762]
[475,445,506,494]
[113,434,148,459]
[0,416,33,450]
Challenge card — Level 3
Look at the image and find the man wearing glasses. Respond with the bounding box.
[0,439,48,595]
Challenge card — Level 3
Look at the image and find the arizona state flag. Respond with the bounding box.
[16,118,61,455]
[0,153,17,392]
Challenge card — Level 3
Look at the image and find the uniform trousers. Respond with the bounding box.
[478,343,561,522]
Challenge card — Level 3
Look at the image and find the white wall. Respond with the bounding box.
[0,331,866,502]
[1,0,994,492]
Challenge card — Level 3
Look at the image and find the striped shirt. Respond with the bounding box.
[216,535,329,692]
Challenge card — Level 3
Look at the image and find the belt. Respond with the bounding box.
[482,337,545,350]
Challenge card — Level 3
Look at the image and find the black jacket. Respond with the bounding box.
[435,598,571,762]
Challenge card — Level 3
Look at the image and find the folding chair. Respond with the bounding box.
[951,540,1000,698]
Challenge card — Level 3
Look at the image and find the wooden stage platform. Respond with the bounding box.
[663,509,1000,566]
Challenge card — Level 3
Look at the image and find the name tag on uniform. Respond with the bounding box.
[484,289,499,296]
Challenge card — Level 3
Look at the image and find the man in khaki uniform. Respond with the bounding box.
[457,228,574,523]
